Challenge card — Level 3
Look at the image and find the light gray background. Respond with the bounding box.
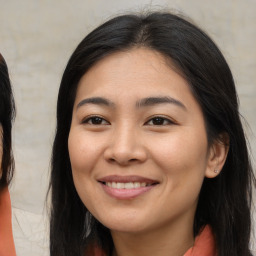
[0,0,255,255]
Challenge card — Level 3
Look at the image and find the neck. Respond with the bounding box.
[111,218,194,256]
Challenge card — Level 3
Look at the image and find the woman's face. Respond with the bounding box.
[68,48,217,234]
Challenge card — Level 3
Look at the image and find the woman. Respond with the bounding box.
[49,12,255,256]
[0,53,16,255]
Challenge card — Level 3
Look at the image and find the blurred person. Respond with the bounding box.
[0,53,16,255]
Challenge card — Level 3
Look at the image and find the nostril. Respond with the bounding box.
[107,157,139,165]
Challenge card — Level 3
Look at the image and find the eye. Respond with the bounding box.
[145,116,174,126]
[82,116,110,125]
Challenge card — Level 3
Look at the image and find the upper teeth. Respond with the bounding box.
[106,182,148,189]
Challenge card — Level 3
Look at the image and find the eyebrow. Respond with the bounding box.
[77,97,114,109]
[136,96,186,110]
[76,96,186,111]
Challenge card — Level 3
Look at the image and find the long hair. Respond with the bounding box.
[49,12,255,256]
[0,53,15,190]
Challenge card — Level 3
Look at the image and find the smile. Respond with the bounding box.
[98,175,159,199]
[105,182,150,189]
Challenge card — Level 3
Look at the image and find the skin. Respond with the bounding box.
[68,48,228,256]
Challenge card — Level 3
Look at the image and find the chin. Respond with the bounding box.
[97,214,149,234]
[108,223,147,234]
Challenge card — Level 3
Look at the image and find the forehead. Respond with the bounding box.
[76,48,191,99]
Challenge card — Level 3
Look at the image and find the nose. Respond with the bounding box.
[103,124,147,166]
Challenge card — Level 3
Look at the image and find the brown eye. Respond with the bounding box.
[146,117,173,126]
[83,116,109,125]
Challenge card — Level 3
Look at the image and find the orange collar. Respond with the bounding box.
[184,225,216,256]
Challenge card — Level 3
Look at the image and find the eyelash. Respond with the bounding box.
[82,115,176,126]
[82,116,110,125]
[145,116,175,126]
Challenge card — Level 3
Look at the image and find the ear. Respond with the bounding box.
[205,133,229,178]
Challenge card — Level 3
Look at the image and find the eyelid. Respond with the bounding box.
[144,115,177,125]
[81,115,110,125]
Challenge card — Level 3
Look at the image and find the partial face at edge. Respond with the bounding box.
[0,126,3,175]
[68,48,220,234]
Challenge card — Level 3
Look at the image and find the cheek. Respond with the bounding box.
[68,132,94,203]
[68,129,108,207]
[68,129,101,174]
[150,130,208,184]
[68,130,99,208]
[150,133,208,216]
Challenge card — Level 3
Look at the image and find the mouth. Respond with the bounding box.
[98,175,159,199]
[103,181,153,189]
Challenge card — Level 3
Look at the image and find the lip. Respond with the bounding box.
[98,175,159,200]
[98,175,158,184]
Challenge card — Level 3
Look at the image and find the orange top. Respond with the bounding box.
[92,225,216,256]
[0,186,16,256]
[184,225,216,256]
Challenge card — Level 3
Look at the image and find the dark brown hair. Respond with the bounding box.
[0,53,15,189]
